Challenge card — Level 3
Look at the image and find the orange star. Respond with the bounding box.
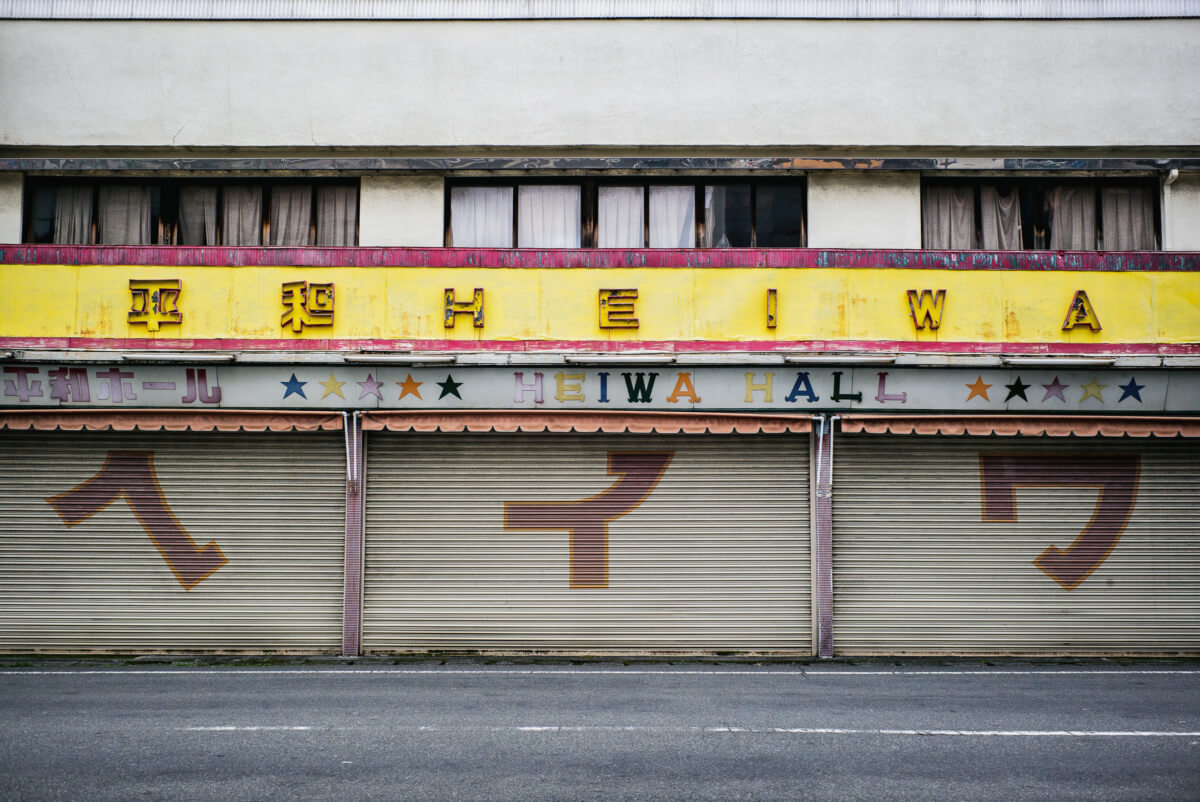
[965,376,992,402]
[397,373,423,400]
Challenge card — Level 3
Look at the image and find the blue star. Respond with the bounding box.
[281,373,308,399]
[1117,377,1145,403]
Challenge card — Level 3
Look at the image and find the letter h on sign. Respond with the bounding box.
[445,288,484,328]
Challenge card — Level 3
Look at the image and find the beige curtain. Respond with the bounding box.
[98,186,152,245]
[53,186,93,244]
[980,186,1022,250]
[316,186,357,246]
[922,186,974,249]
[1047,186,1097,250]
[1101,186,1156,250]
[222,186,263,246]
[269,185,312,246]
[178,186,218,246]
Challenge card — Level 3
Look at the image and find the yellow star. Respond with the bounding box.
[1079,377,1107,402]
[965,376,992,402]
[397,373,423,400]
[319,373,345,399]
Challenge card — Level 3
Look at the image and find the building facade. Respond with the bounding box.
[1,1,1198,656]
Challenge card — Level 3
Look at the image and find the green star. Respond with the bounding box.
[437,374,463,400]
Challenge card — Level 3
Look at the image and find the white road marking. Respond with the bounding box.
[173,724,1200,737]
[5,668,1199,676]
[183,726,312,731]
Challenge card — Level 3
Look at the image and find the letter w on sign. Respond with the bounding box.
[504,452,673,589]
[46,451,228,590]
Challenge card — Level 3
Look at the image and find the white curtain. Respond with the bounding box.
[598,186,643,247]
[316,185,358,246]
[1047,186,1097,250]
[649,185,695,248]
[222,186,263,246]
[1101,186,1156,250]
[53,186,93,244]
[450,186,513,247]
[703,186,730,247]
[980,186,1022,250]
[518,185,581,248]
[178,186,218,246]
[98,186,152,245]
[922,186,975,249]
[269,185,313,246]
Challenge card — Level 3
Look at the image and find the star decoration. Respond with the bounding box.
[357,374,383,400]
[280,373,307,400]
[398,374,423,400]
[1041,376,1068,403]
[437,374,463,400]
[1079,377,1107,403]
[1118,377,1145,403]
[965,376,992,402]
[319,373,346,400]
[1004,377,1031,402]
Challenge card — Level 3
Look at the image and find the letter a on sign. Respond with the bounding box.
[1062,290,1101,331]
[504,452,673,588]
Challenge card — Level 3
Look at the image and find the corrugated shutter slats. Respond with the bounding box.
[832,436,1200,654]
[0,432,346,653]
[364,433,811,652]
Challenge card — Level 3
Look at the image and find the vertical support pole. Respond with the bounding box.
[814,415,836,658]
[342,411,365,657]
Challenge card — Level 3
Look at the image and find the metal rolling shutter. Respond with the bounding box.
[0,431,346,653]
[832,435,1200,654]
[363,433,811,652]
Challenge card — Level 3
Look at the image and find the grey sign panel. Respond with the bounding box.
[2,364,1197,414]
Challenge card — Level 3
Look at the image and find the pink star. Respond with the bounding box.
[357,373,383,400]
[1041,376,1068,403]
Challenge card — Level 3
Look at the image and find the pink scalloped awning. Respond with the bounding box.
[839,415,1200,437]
[0,410,344,432]
[361,410,812,434]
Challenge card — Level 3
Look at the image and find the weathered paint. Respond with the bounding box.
[2,245,1198,270]
[1,258,1197,350]
[6,156,1200,174]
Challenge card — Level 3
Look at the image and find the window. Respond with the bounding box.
[921,178,1159,251]
[446,179,806,248]
[23,179,360,246]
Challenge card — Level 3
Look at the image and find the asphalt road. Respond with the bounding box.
[1,660,1198,801]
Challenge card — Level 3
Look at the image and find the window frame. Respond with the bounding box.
[444,177,807,248]
[22,176,361,247]
[920,175,1161,251]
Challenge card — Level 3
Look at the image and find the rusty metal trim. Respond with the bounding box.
[838,414,1200,437]
[4,156,1200,174]
[3,1,1198,21]
[3,244,1197,271]
[0,409,345,432]
[361,410,813,434]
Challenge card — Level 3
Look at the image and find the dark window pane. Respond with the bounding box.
[704,184,751,247]
[30,187,55,243]
[756,185,805,247]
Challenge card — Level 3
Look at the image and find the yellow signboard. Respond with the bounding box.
[1,264,1197,348]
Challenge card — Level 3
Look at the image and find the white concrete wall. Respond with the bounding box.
[359,176,444,246]
[806,172,921,249]
[1,19,1197,149]
[0,174,22,243]
[1163,174,1200,251]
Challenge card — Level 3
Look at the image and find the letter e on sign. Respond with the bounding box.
[599,289,639,329]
